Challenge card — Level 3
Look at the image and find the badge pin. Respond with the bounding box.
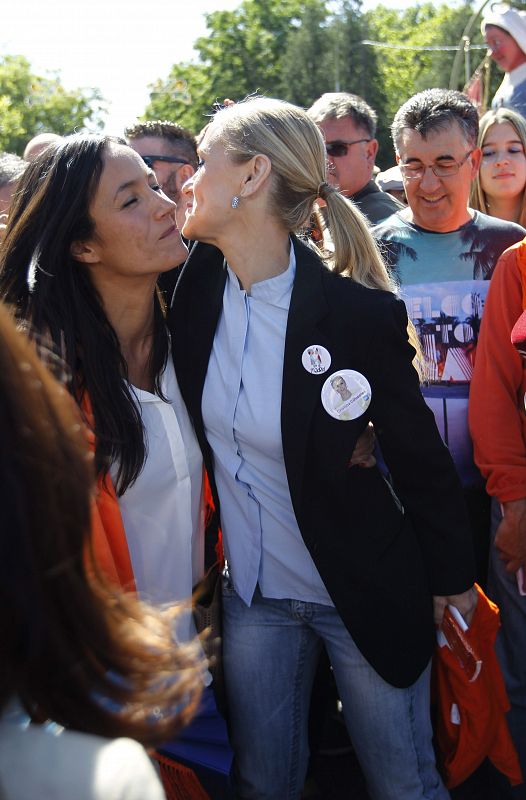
[301,345,331,375]
[321,369,371,421]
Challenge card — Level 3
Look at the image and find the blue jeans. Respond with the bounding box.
[487,500,526,799]
[222,577,449,800]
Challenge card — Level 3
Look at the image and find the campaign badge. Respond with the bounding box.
[321,369,371,421]
[302,345,331,375]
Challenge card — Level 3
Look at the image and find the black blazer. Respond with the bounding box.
[169,235,475,688]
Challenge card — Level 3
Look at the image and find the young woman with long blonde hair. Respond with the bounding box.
[471,106,526,226]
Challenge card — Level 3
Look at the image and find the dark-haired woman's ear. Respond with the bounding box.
[70,240,98,264]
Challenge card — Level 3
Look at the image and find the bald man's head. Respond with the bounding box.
[23,133,63,162]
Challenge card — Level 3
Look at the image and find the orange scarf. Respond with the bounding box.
[81,392,135,591]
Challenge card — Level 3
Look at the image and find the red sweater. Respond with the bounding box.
[469,239,526,502]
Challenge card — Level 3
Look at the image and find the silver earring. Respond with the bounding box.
[231,195,240,209]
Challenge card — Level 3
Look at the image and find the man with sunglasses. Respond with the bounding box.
[126,120,198,297]
[308,92,402,224]
[125,120,197,232]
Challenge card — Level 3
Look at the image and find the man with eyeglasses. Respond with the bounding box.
[374,85,525,620]
[307,92,402,225]
[374,92,526,793]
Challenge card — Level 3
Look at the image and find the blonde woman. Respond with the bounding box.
[171,98,476,800]
[471,107,526,226]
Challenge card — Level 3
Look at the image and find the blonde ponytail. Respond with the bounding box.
[323,190,395,292]
[212,97,423,376]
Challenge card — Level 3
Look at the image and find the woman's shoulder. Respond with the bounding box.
[90,736,166,800]
[0,721,164,800]
[292,236,403,339]
[319,260,402,319]
[295,235,397,300]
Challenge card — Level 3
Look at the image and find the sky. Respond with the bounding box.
[3,0,412,136]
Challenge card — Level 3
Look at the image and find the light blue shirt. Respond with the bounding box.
[202,244,332,607]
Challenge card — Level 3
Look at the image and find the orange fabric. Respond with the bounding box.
[517,238,526,311]
[469,240,526,503]
[203,473,223,567]
[80,392,135,592]
[90,472,135,591]
[154,753,210,800]
[82,395,214,792]
[433,584,523,789]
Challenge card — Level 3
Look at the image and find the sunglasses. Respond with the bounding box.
[326,138,372,158]
[141,155,189,168]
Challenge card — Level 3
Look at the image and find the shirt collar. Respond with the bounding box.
[351,179,379,202]
[226,239,296,309]
[129,354,172,404]
[504,62,526,87]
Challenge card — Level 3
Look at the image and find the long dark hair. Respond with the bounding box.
[0,304,201,742]
[0,134,169,495]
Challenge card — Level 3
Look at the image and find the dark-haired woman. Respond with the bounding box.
[0,303,202,799]
[171,97,477,800]
[0,136,207,632]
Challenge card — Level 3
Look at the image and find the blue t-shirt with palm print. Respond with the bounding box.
[373,210,525,487]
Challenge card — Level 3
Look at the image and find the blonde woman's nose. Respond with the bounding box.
[181,176,194,198]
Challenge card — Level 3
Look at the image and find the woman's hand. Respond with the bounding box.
[433,585,478,627]
[348,422,376,468]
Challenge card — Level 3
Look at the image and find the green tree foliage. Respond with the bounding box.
[330,1,391,166]
[363,4,485,140]
[278,0,334,106]
[0,55,105,155]
[143,0,488,158]
[197,0,303,97]
[146,64,211,134]
[144,0,304,133]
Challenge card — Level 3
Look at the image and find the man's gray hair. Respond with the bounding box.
[0,153,27,189]
[391,89,479,151]
[307,93,377,138]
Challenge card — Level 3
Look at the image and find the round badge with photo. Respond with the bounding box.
[321,369,371,421]
[301,345,331,375]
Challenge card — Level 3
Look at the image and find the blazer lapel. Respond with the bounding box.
[170,241,226,429]
[282,237,330,508]
[173,237,332,514]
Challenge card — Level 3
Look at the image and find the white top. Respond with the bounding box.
[0,704,165,800]
[110,357,205,643]
[493,62,526,107]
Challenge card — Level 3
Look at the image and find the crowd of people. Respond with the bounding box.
[1,6,526,800]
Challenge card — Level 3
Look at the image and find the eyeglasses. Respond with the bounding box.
[141,155,189,169]
[325,139,372,158]
[399,150,474,179]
